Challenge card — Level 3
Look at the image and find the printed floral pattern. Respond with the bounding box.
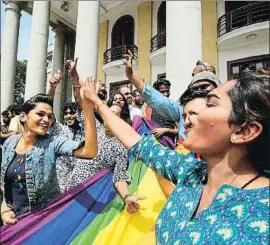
[129,134,269,245]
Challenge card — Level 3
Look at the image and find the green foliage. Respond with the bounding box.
[13,60,27,108]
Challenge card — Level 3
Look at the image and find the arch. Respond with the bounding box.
[111,15,135,48]
[157,1,166,33]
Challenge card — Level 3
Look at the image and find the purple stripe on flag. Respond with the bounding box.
[0,168,112,245]
[132,116,176,149]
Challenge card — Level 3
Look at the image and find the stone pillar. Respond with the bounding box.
[166,1,202,100]
[25,1,51,100]
[74,1,100,80]
[51,24,66,121]
[1,1,24,110]
[63,31,75,104]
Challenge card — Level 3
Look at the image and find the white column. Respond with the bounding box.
[51,24,66,121]
[74,1,100,80]
[1,1,23,110]
[25,1,51,100]
[166,1,202,100]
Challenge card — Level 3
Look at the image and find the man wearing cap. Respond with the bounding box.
[122,51,221,140]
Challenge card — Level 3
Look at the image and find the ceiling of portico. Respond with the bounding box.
[25,1,126,31]
[25,1,146,31]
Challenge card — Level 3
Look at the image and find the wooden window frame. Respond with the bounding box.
[227,54,270,79]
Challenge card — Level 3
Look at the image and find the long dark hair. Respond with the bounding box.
[107,92,132,125]
[228,69,270,177]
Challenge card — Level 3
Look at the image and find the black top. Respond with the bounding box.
[5,153,29,215]
[151,108,176,129]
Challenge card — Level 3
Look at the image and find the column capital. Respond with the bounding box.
[3,1,27,14]
[52,23,67,36]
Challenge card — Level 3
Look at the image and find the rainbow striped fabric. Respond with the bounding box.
[1,117,176,245]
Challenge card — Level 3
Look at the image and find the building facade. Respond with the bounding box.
[1,1,269,120]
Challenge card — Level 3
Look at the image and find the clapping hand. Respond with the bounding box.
[122,50,134,77]
[79,77,99,107]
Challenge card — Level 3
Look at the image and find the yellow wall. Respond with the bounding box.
[97,20,108,83]
[137,2,152,83]
[201,2,218,74]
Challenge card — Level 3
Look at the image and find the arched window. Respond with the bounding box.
[111,15,134,48]
[157,2,166,34]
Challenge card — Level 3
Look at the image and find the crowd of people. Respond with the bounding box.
[0,49,269,244]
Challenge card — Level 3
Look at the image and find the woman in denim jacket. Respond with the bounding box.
[1,77,98,225]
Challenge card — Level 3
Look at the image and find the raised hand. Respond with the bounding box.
[95,80,104,94]
[49,70,62,88]
[125,195,146,214]
[65,58,79,79]
[122,50,133,77]
[79,77,99,105]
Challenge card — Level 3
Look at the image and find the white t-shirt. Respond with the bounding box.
[129,105,142,121]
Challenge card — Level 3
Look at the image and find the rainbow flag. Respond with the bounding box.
[1,117,175,245]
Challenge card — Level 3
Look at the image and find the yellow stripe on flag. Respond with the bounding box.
[93,167,168,245]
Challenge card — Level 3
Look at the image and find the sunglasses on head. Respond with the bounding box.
[192,84,212,91]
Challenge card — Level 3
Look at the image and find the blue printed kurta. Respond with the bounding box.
[128,134,269,245]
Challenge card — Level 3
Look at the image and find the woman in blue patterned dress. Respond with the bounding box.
[1,77,98,225]
[85,69,270,244]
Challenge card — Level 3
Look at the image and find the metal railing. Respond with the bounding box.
[218,1,270,37]
[150,31,166,53]
[103,44,138,64]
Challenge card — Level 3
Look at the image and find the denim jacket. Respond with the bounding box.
[1,134,83,211]
[141,84,185,139]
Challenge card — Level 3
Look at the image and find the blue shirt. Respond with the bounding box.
[141,84,185,139]
[1,134,84,212]
[129,134,269,245]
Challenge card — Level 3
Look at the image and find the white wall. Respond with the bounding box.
[151,64,166,84]
[218,41,269,82]
[152,1,162,37]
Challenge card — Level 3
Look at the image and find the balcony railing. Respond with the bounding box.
[103,45,138,65]
[150,31,166,53]
[218,1,270,37]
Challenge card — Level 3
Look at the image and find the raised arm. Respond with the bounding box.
[123,51,181,123]
[72,77,98,158]
[79,77,141,149]
[64,58,82,110]
[81,77,199,184]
